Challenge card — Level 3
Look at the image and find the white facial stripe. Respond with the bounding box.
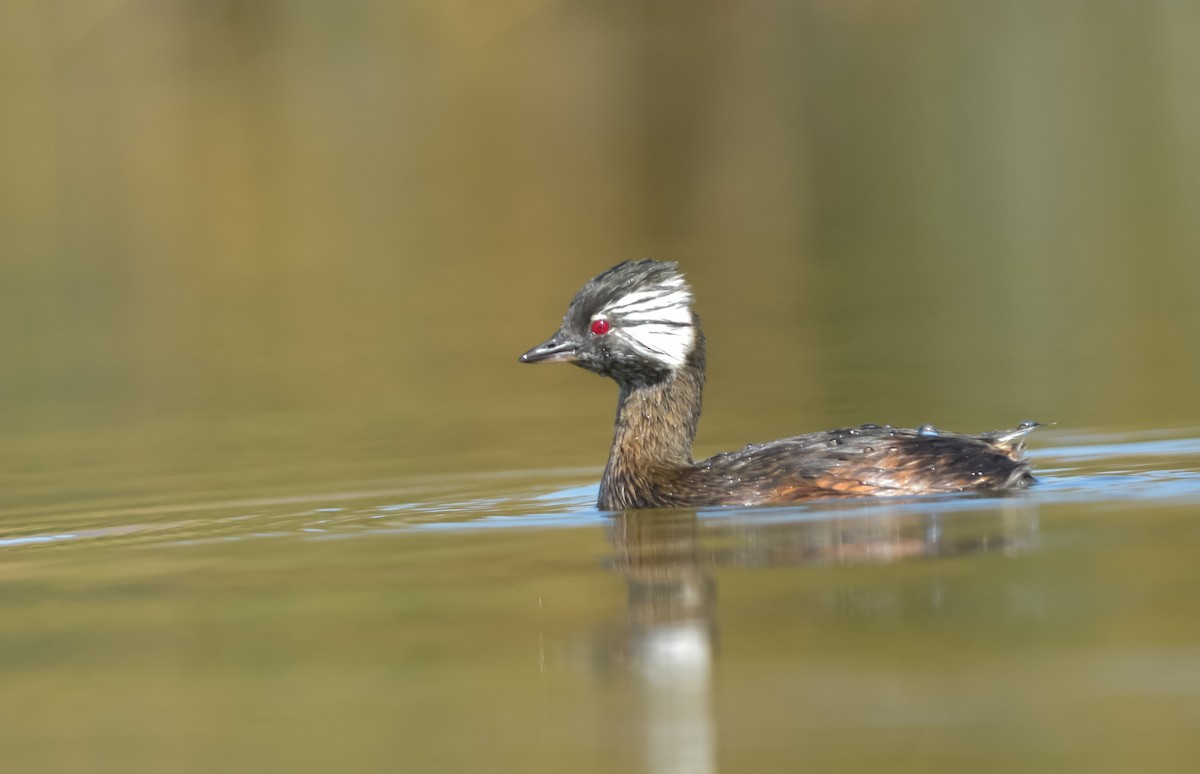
[608,289,692,321]
[616,324,696,368]
[596,277,696,369]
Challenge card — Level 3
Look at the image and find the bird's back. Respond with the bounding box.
[684,422,1038,506]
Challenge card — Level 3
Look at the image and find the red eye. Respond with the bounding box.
[590,319,611,336]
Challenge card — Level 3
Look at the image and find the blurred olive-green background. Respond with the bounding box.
[3,0,1199,507]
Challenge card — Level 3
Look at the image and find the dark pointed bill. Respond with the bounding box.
[519,333,579,364]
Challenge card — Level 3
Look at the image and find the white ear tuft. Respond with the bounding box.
[596,274,696,369]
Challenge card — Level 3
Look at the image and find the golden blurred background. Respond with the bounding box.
[3,1,1199,511]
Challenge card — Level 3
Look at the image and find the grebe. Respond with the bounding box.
[519,260,1038,510]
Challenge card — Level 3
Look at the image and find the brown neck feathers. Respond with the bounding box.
[598,331,706,509]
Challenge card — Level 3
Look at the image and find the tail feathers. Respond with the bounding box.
[980,420,1047,457]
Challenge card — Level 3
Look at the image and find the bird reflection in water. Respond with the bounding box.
[597,497,1039,774]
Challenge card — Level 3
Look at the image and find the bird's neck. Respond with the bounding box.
[599,333,706,509]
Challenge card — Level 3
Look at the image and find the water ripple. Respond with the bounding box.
[2,429,1199,551]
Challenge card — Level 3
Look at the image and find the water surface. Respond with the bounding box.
[3,430,1200,773]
